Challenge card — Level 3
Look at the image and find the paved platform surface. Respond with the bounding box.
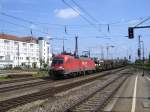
[103,71,150,112]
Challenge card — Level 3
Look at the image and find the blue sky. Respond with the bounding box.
[0,0,150,60]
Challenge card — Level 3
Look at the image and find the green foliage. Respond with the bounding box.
[145,63,150,68]
[32,71,48,78]
[149,54,150,63]
[135,60,143,65]
[32,62,37,69]
[0,76,11,81]
[13,66,22,70]
[43,63,48,69]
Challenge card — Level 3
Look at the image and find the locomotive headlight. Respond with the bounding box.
[59,66,64,70]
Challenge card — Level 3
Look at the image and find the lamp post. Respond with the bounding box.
[100,46,104,60]
[140,40,145,76]
[48,37,67,54]
[89,45,105,59]
[106,45,115,60]
[18,43,20,67]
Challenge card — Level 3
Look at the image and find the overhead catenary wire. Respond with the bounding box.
[0,11,99,28]
[0,11,50,31]
[0,11,103,33]
[62,0,98,29]
[0,12,33,24]
[0,11,149,37]
[0,11,148,28]
[30,17,148,28]
[70,0,107,32]
[134,16,150,27]
[0,11,48,29]
[71,0,99,23]
[49,38,67,40]
[1,16,146,38]
[63,0,111,32]
[27,17,147,27]
[0,18,50,35]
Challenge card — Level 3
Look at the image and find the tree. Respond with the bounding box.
[40,59,43,69]
[43,63,48,69]
[32,62,37,68]
[149,53,150,63]
[40,59,45,69]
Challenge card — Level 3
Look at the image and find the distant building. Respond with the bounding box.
[0,33,52,68]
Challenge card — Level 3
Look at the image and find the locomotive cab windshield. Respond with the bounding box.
[52,58,64,65]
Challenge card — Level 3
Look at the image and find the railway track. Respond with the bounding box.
[0,77,40,85]
[0,67,125,93]
[0,67,127,112]
[64,73,129,112]
[0,67,124,85]
[0,88,54,112]
[0,79,53,93]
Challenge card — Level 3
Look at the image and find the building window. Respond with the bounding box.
[30,44,33,47]
[23,43,27,46]
[4,40,9,44]
[26,57,29,60]
[0,56,3,60]
[14,42,18,45]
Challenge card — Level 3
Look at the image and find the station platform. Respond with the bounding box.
[103,72,150,112]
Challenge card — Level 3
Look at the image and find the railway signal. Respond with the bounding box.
[128,25,150,39]
[128,27,134,39]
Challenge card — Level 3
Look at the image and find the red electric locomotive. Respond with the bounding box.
[49,54,95,79]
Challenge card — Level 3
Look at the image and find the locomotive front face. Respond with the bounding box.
[51,57,65,75]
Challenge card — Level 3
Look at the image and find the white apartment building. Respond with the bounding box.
[0,34,52,68]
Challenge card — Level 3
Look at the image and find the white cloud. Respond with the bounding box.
[54,8,80,19]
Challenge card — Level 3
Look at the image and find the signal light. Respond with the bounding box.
[128,27,134,39]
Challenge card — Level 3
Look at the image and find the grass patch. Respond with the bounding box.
[0,76,12,81]
[145,64,150,67]
[134,64,150,71]
[32,71,49,78]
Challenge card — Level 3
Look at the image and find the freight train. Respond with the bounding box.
[49,54,127,79]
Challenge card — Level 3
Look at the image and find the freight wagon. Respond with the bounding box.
[49,54,127,79]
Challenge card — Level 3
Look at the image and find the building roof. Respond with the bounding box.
[0,33,38,43]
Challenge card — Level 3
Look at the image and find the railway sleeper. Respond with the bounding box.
[69,76,127,112]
